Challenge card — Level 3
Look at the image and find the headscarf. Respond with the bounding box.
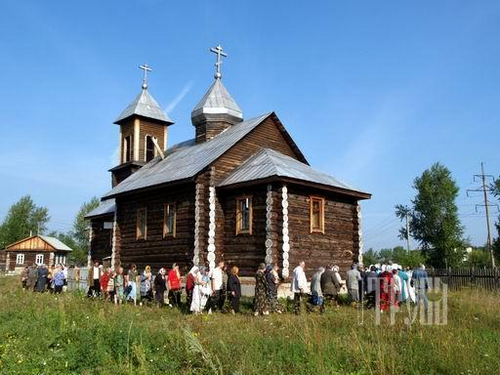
[189,266,199,276]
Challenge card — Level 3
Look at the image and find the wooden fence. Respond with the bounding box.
[427,268,500,290]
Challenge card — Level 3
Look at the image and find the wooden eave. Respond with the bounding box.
[217,176,372,200]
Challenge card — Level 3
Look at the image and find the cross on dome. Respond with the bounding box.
[139,64,152,90]
[210,45,227,79]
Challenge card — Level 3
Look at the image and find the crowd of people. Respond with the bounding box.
[19,259,430,315]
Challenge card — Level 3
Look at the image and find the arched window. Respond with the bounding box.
[123,136,132,162]
[145,136,155,162]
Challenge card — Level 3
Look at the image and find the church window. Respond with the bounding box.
[124,136,132,162]
[136,208,147,240]
[163,203,177,237]
[145,136,155,162]
[16,253,25,265]
[236,196,252,235]
[310,196,325,234]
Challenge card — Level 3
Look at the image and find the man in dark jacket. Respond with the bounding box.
[320,265,341,313]
[364,266,378,309]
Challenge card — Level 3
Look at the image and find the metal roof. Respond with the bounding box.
[102,113,272,199]
[84,199,116,219]
[191,79,243,121]
[115,88,173,125]
[219,148,369,195]
[39,236,73,252]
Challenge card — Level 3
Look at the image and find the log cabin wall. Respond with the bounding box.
[90,219,112,264]
[6,251,54,270]
[212,117,300,185]
[219,185,268,277]
[284,184,360,278]
[116,183,195,273]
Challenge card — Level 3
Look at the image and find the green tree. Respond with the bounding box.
[0,196,49,248]
[396,163,465,267]
[362,248,379,265]
[464,247,491,268]
[491,179,500,263]
[69,197,100,263]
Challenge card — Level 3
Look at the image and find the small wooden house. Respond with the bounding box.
[2,235,72,273]
[86,50,371,280]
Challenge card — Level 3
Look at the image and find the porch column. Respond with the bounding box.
[207,186,217,270]
[264,184,274,265]
[357,203,363,264]
[87,226,93,268]
[111,211,118,270]
[193,182,203,265]
[281,184,290,278]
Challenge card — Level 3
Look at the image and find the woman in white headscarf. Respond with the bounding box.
[186,266,199,310]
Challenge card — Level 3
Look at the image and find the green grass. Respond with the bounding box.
[0,277,499,375]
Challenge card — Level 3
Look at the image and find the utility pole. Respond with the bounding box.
[405,212,411,253]
[467,162,498,268]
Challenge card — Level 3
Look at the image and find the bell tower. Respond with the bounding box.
[110,64,174,187]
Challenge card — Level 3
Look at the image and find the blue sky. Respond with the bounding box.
[1,0,499,250]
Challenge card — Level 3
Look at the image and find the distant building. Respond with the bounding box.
[85,47,371,278]
[2,235,72,273]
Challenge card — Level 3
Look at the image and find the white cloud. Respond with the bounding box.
[165,81,194,114]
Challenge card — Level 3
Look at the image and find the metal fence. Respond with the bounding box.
[428,268,500,290]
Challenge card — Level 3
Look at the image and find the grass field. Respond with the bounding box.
[0,276,499,375]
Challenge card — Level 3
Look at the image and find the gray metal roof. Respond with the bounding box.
[115,89,173,125]
[102,113,272,199]
[219,148,369,195]
[39,236,73,252]
[84,199,116,219]
[191,79,243,121]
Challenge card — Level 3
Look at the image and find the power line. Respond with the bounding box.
[466,162,498,267]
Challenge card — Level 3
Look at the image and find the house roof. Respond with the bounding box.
[191,78,243,122]
[114,88,173,125]
[39,236,73,252]
[219,148,370,198]
[84,199,116,219]
[102,113,272,199]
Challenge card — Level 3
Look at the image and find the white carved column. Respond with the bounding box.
[193,182,202,265]
[265,184,274,265]
[87,226,93,267]
[111,211,117,270]
[357,203,363,264]
[207,186,217,270]
[281,185,290,278]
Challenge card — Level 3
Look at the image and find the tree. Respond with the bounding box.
[396,163,465,267]
[69,197,100,263]
[362,248,378,265]
[491,179,500,263]
[0,196,49,248]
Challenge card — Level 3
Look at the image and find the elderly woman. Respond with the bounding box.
[311,267,325,309]
[254,263,269,316]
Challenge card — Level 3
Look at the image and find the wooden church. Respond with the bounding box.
[86,46,371,278]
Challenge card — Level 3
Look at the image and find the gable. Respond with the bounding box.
[6,236,55,252]
[212,114,307,184]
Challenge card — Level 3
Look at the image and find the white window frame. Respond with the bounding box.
[35,254,44,266]
[16,253,25,265]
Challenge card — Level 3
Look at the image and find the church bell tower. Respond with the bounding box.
[110,64,174,187]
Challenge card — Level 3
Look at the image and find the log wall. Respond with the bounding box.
[116,183,195,273]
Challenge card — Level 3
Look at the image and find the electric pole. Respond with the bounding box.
[467,162,498,268]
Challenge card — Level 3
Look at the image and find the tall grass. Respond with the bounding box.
[0,276,498,374]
